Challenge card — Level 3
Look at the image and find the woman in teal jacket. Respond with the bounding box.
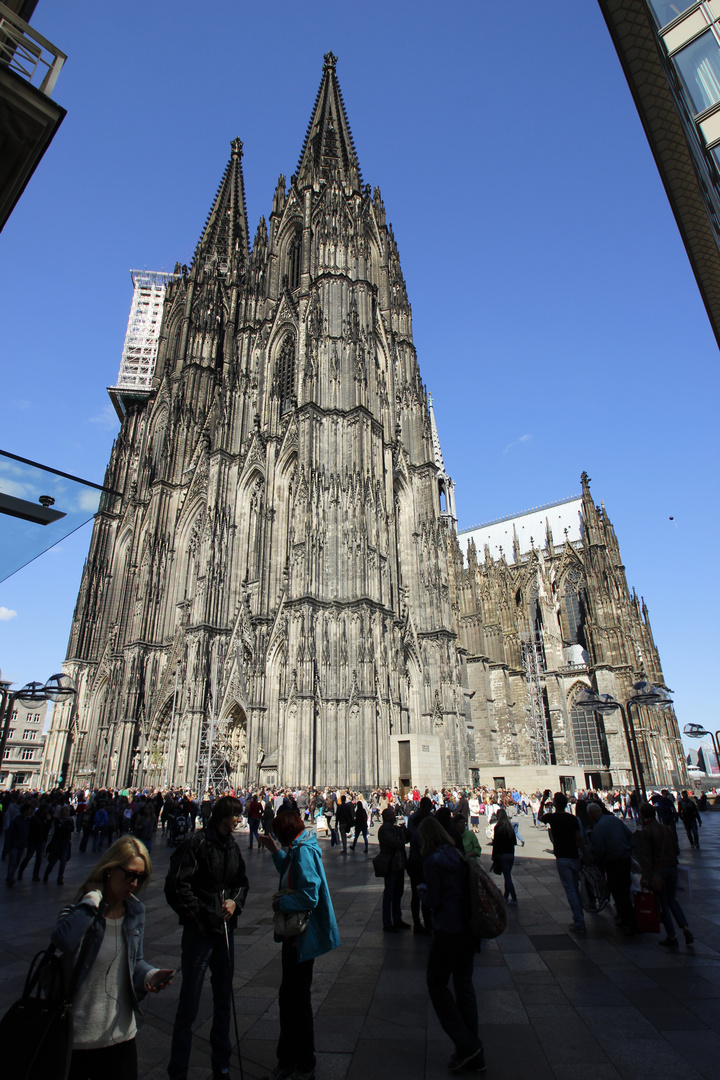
[259,809,340,1080]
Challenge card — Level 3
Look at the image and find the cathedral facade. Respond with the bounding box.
[452,478,687,793]
[42,55,687,794]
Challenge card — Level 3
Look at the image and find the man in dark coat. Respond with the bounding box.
[336,794,354,854]
[18,804,53,881]
[5,803,31,887]
[165,796,249,1080]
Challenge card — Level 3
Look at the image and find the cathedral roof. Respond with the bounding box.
[459,495,583,566]
[193,137,249,271]
[296,52,362,192]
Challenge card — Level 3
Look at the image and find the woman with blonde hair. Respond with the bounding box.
[51,836,173,1080]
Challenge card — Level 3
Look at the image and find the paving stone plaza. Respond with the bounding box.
[1,812,718,1080]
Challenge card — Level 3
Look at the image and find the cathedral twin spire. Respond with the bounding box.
[295,51,362,192]
[194,52,362,273]
[193,135,250,271]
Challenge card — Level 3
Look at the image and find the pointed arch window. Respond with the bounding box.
[277,334,296,414]
[288,233,302,291]
[569,688,609,768]
[561,568,587,648]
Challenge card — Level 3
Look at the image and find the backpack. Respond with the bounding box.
[464,854,507,940]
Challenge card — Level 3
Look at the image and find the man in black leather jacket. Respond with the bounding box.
[165,796,249,1080]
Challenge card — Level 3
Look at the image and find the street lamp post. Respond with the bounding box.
[575,687,645,799]
[46,672,79,788]
[627,680,675,790]
[683,723,720,778]
[0,671,76,791]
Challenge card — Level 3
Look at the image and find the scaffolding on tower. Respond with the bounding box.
[196,719,234,793]
[195,658,234,793]
[107,269,177,420]
[519,626,553,766]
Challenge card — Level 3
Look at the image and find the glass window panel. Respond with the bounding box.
[647,0,696,29]
[0,450,119,583]
[674,31,720,114]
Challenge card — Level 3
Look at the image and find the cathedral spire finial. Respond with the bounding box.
[193,138,250,272]
[428,393,447,475]
[296,52,362,192]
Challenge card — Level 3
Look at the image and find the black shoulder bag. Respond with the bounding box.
[0,917,97,1080]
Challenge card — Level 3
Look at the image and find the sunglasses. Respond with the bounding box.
[117,866,148,885]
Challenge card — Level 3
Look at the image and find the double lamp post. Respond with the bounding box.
[0,670,77,790]
[575,680,674,801]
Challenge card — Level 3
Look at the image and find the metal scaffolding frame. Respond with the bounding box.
[519,627,553,766]
[113,270,176,392]
[196,719,234,793]
[194,657,234,793]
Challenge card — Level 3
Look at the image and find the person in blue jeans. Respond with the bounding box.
[92,803,108,852]
[164,797,249,1080]
[491,808,517,904]
[538,790,586,933]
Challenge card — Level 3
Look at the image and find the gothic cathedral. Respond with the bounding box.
[43,55,687,794]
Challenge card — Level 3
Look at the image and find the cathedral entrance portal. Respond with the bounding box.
[213,703,248,791]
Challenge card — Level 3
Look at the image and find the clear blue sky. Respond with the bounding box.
[1,3,718,757]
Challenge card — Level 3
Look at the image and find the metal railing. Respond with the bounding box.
[0,2,66,96]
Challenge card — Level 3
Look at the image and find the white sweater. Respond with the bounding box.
[73,915,137,1049]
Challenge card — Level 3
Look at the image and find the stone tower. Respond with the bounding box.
[44,54,470,793]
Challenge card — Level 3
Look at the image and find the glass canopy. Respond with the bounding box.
[0,450,119,583]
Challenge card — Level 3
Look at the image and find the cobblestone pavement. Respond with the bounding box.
[1,812,718,1080]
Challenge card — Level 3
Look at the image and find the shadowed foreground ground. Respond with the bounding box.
[1,812,718,1079]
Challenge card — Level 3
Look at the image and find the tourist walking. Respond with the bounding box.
[51,836,173,1080]
[351,797,369,852]
[586,803,635,933]
[407,797,434,934]
[417,817,485,1074]
[44,804,74,885]
[258,809,340,1080]
[164,796,249,1080]
[377,806,410,932]
[18,803,53,881]
[92,803,108,853]
[336,794,354,854]
[247,793,263,848]
[491,807,517,903]
[538,790,586,933]
[678,791,702,849]
[5,803,31,887]
[635,802,694,947]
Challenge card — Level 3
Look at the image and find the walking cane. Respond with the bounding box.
[222,891,245,1080]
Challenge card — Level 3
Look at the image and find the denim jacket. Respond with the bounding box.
[51,891,155,1010]
[272,830,340,962]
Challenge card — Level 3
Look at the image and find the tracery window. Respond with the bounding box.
[569,690,609,768]
[562,568,587,648]
[277,334,296,414]
[288,233,302,291]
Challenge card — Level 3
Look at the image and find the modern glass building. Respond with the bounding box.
[599,0,720,348]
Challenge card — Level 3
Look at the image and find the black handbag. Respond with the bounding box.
[1,923,94,1080]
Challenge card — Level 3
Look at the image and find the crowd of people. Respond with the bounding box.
[0,779,712,1080]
